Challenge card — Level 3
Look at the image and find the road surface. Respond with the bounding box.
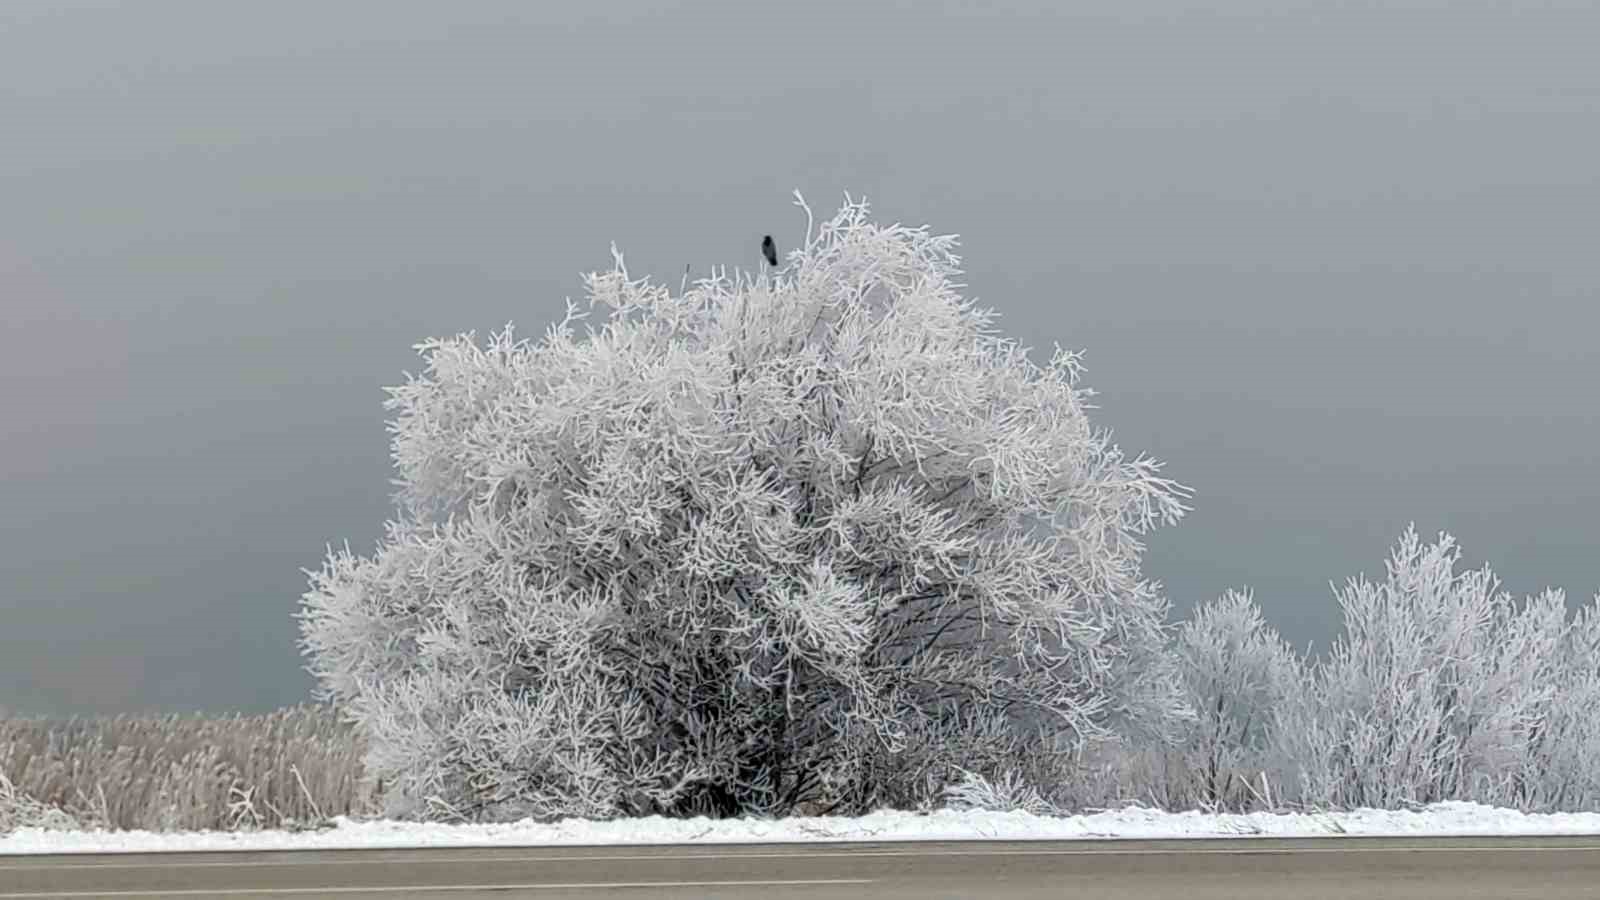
[4,836,1600,898]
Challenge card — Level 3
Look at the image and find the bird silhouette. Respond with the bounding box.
[761,235,778,267]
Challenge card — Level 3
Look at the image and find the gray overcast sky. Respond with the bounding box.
[2,0,1597,714]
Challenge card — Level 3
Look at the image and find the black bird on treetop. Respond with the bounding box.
[761,235,778,267]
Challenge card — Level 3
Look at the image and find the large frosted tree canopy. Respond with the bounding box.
[300,196,1191,822]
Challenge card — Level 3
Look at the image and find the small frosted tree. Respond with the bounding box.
[1165,589,1300,811]
[1518,599,1600,810]
[1280,528,1573,809]
[300,195,1190,822]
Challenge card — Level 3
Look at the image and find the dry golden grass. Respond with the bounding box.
[0,705,374,832]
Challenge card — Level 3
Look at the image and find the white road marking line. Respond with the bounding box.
[0,878,875,898]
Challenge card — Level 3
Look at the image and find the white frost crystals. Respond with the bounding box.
[298,194,1191,823]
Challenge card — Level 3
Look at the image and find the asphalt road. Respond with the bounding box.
[4,836,1600,899]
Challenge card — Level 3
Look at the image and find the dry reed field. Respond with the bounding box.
[0,705,373,833]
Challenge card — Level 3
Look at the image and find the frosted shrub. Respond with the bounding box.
[1518,601,1600,810]
[1279,528,1588,810]
[0,772,79,834]
[942,768,1055,816]
[301,194,1191,822]
[1164,590,1300,811]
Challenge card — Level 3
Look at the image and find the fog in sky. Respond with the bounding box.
[3,0,1597,714]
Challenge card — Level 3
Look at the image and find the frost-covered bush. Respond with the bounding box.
[300,194,1190,822]
[1518,601,1600,811]
[0,772,79,834]
[1162,590,1300,811]
[941,768,1055,816]
[1149,530,1600,815]
[1275,528,1596,811]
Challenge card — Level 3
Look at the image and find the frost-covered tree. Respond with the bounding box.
[1512,596,1600,811]
[1165,589,1300,810]
[299,195,1191,822]
[1280,527,1576,810]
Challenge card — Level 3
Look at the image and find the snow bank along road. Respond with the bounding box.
[4,836,1600,899]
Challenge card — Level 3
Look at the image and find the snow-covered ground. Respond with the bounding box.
[5,804,1600,854]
